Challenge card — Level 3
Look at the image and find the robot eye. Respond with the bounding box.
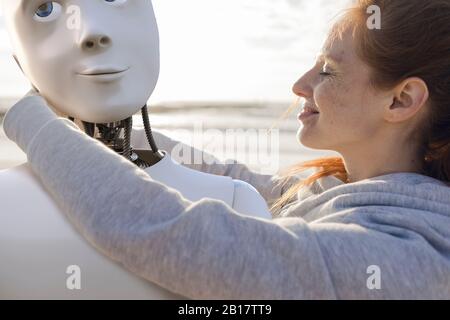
[104,0,128,6]
[34,2,62,22]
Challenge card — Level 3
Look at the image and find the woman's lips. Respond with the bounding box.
[298,106,320,122]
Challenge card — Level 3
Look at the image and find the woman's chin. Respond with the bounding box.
[297,128,319,149]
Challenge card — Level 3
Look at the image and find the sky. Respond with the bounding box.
[0,0,351,103]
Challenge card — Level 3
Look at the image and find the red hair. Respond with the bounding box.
[271,0,450,214]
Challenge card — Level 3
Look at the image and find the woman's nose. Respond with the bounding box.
[292,73,313,98]
[80,34,112,51]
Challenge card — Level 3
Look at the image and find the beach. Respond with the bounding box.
[0,99,335,173]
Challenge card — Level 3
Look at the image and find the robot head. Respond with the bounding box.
[1,0,160,123]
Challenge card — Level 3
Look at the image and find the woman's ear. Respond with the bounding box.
[384,77,429,123]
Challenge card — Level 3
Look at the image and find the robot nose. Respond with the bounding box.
[81,34,112,51]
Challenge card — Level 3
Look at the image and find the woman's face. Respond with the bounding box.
[293,27,385,154]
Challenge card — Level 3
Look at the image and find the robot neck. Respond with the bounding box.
[69,105,164,168]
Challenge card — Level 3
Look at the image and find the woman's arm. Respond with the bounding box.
[135,128,301,208]
[5,95,441,299]
[3,95,336,299]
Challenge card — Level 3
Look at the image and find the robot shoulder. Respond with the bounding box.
[232,180,272,220]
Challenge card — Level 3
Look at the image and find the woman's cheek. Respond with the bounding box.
[314,82,339,116]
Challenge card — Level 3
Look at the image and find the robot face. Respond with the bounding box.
[1,0,160,123]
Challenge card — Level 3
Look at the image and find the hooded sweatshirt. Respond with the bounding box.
[3,95,450,299]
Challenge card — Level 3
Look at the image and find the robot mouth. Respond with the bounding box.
[76,66,130,82]
[77,66,130,76]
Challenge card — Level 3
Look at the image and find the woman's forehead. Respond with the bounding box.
[322,28,356,61]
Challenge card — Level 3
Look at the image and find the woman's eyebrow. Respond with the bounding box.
[316,53,342,67]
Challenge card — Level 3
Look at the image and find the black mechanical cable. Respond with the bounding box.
[123,116,132,161]
[67,104,159,163]
[141,105,159,153]
[82,121,95,137]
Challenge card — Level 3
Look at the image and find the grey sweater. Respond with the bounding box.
[4,95,450,299]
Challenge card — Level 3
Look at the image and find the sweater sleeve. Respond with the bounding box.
[2,95,338,299]
[137,129,301,208]
[5,96,444,299]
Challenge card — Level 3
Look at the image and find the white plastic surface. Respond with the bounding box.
[0,0,271,299]
[145,151,272,219]
[1,0,160,123]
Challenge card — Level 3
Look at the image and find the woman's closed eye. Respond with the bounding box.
[319,65,335,78]
[319,71,332,77]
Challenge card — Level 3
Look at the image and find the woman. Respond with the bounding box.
[4,0,450,299]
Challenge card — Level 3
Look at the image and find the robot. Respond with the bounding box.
[0,0,271,299]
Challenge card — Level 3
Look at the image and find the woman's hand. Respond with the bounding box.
[18,88,68,118]
[3,88,64,154]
